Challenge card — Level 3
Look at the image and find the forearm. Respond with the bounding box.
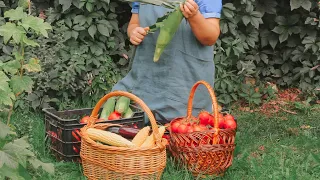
[127,14,140,38]
[187,12,220,46]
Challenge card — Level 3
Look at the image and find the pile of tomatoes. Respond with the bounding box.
[170,111,237,134]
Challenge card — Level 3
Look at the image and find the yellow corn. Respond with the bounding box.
[140,126,166,148]
[131,126,151,147]
[87,128,135,147]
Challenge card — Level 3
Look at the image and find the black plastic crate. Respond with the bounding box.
[43,105,145,162]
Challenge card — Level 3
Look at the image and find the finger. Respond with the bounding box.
[130,39,139,45]
[187,0,198,8]
[132,36,143,43]
[135,33,144,40]
[183,4,192,15]
[144,27,150,33]
[180,3,184,12]
[131,37,141,45]
[137,28,147,35]
[185,2,196,12]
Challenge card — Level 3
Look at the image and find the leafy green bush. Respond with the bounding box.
[1,0,319,111]
[214,0,319,105]
[24,0,133,110]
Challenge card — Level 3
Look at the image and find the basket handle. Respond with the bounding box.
[186,80,219,129]
[88,91,164,149]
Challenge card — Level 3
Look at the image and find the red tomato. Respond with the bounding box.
[198,111,211,125]
[80,116,90,124]
[224,114,235,121]
[192,124,207,132]
[108,111,121,120]
[171,121,181,133]
[186,125,194,133]
[224,118,237,130]
[48,131,57,143]
[177,124,188,134]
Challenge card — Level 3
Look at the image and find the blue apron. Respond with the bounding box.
[112,4,215,123]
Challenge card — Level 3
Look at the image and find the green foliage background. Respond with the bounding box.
[0,0,319,111]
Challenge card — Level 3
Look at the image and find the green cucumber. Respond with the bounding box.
[123,107,134,118]
[115,96,130,114]
[100,97,116,120]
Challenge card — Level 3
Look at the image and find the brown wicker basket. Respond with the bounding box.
[168,80,236,178]
[79,91,167,180]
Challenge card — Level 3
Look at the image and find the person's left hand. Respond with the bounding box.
[180,0,199,19]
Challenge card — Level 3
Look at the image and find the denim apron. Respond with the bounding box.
[112,4,215,123]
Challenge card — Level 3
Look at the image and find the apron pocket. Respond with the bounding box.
[163,49,215,109]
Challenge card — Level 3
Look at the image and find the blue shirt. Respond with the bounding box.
[131,0,222,19]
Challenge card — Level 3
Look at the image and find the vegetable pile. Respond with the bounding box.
[78,96,135,125]
[170,110,237,134]
[86,125,166,148]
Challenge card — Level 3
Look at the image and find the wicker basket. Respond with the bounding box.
[168,80,236,178]
[79,91,167,180]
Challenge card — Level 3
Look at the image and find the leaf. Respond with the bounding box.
[74,15,87,26]
[272,26,285,34]
[0,121,16,139]
[88,25,97,38]
[9,75,33,94]
[86,2,93,12]
[2,137,35,168]
[0,164,24,180]
[0,70,10,82]
[242,15,250,26]
[21,16,52,38]
[2,60,21,74]
[0,88,15,106]
[281,63,290,74]
[97,24,110,36]
[22,35,39,47]
[23,58,41,72]
[0,151,18,169]
[0,22,26,44]
[269,34,278,49]
[28,158,54,174]
[71,30,79,39]
[290,0,311,11]
[59,0,72,12]
[0,1,5,7]
[279,30,289,43]
[4,7,27,21]
[275,16,287,26]
[73,25,85,31]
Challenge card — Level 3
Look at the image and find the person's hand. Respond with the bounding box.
[180,0,199,19]
[129,27,149,45]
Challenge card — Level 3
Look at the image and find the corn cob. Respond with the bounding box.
[86,128,135,147]
[153,7,183,62]
[140,126,166,148]
[131,126,151,147]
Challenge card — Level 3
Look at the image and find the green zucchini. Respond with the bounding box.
[123,107,134,118]
[115,96,130,114]
[100,97,116,120]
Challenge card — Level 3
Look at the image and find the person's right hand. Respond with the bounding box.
[129,27,149,45]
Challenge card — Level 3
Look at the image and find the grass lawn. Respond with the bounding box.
[4,107,320,180]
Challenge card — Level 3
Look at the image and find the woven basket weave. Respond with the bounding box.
[80,91,167,180]
[168,80,236,178]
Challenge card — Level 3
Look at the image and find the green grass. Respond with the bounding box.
[3,108,320,180]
